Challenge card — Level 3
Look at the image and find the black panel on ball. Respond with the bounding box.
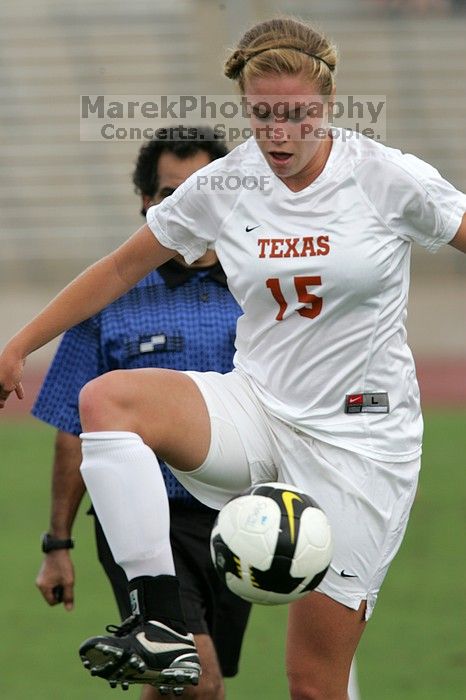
[301,565,330,592]
[249,556,305,593]
[210,531,243,583]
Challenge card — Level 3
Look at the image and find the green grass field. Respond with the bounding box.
[1,412,465,699]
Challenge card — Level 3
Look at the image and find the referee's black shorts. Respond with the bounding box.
[91,500,251,677]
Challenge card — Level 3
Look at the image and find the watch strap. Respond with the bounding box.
[41,532,75,553]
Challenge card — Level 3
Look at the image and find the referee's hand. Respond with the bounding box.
[36,551,75,611]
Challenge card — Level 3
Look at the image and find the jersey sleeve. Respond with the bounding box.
[31,317,103,436]
[354,154,466,252]
[146,170,220,264]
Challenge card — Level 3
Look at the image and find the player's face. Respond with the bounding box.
[143,150,218,268]
[244,72,332,191]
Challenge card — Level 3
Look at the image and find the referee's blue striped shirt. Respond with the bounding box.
[32,260,241,507]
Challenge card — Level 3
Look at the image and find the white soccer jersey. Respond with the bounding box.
[146,130,465,462]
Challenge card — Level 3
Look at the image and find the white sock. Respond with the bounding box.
[80,431,175,581]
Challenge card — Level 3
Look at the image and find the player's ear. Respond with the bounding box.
[141,195,153,217]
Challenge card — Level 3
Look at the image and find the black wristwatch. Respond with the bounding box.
[41,532,74,553]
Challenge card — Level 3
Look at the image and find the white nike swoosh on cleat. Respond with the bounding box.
[136,634,195,654]
[146,621,194,642]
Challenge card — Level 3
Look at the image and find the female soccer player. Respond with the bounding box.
[1,16,465,699]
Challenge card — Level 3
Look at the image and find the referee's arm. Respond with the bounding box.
[36,431,84,610]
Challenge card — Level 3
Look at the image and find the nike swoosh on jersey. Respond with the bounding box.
[245,224,261,232]
[281,491,303,543]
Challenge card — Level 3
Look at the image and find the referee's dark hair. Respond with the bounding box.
[132,126,228,208]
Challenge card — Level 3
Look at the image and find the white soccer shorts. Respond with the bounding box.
[168,369,420,618]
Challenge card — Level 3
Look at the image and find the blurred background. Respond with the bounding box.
[1,1,465,698]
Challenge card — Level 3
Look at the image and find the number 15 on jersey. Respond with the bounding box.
[266,276,323,321]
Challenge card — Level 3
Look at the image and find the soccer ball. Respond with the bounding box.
[210,482,333,605]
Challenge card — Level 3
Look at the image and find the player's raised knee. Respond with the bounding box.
[79,371,128,429]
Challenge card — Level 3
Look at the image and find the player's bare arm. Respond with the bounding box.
[36,431,85,610]
[0,226,174,407]
[449,211,466,253]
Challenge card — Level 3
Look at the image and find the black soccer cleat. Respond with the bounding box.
[79,615,200,694]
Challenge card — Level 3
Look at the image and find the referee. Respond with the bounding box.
[34,126,251,700]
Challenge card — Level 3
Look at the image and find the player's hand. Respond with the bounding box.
[0,345,25,408]
[36,550,75,611]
